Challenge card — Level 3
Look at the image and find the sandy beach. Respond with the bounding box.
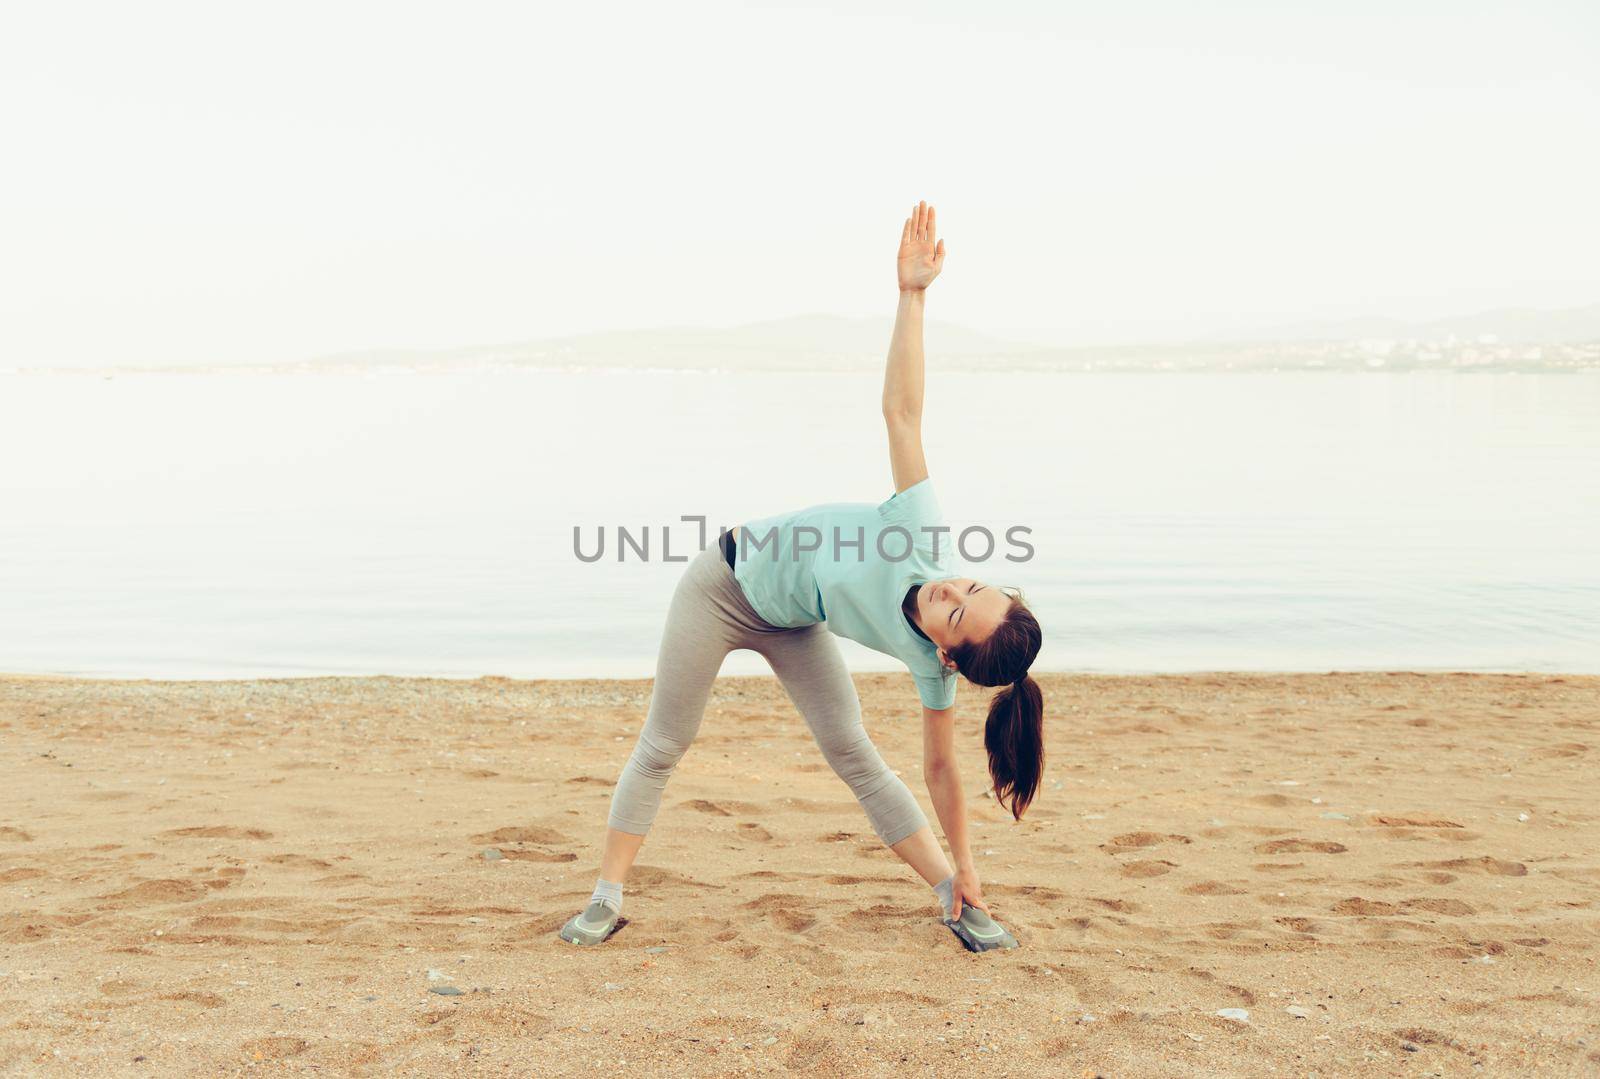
[2,671,1596,1076]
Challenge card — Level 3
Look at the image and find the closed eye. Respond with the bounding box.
[950,583,981,629]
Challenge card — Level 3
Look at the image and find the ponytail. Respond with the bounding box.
[983,673,1044,820]
[947,590,1045,819]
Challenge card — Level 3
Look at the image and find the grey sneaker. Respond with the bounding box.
[944,905,1018,952]
[559,900,622,946]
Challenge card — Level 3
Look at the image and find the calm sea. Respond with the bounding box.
[2,369,1596,680]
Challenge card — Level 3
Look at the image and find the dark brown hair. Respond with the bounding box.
[945,592,1043,820]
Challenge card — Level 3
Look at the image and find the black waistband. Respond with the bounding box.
[721,529,736,570]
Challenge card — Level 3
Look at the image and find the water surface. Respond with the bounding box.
[2,369,1595,681]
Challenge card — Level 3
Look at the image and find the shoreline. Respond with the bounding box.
[4,666,1593,686]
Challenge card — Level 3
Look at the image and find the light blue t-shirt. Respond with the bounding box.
[732,477,958,709]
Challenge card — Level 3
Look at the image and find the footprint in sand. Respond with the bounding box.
[1275,916,1326,935]
[680,798,766,816]
[1180,967,1256,1004]
[99,878,209,906]
[1120,859,1178,878]
[159,826,273,840]
[264,853,333,871]
[841,901,926,929]
[1100,832,1191,853]
[0,827,34,842]
[985,882,1069,901]
[1253,838,1348,854]
[1402,898,1475,916]
[158,990,226,1009]
[1421,856,1527,876]
[313,871,368,886]
[1087,897,1137,913]
[1332,897,1475,917]
[471,825,572,846]
[824,874,899,886]
[737,822,774,842]
[1392,1027,1475,1058]
[470,824,576,861]
[1370,815,1464,829]
[495,848,577,862]
[1183,880,1247,896]
[852,843,900,860]
[627,864,723,890]
[739,894,818,933]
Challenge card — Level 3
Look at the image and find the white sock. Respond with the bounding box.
[591,877,623,914]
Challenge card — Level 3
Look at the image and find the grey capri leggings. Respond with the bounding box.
[606,535,931,847]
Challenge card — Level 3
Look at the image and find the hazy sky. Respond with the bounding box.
[4,1,1597,367]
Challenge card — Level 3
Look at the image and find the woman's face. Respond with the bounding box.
[917,577,1010,665]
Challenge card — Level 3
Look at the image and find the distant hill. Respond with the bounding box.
[310,314,1041,372]
[1227,303,1600,345]
[24,303,1597,375]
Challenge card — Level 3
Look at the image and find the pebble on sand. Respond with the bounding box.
[429,986,465,996]
[482,848,504,861]
[1216,1008,1250,1023]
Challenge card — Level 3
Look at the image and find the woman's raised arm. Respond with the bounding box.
[882,200,947,494]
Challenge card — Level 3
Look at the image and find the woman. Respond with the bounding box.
[560,201,1044,953]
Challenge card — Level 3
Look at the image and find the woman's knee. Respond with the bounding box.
[817,728,893,786]
[628,728,694,776]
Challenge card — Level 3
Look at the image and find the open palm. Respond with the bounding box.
[897,200,947,291]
